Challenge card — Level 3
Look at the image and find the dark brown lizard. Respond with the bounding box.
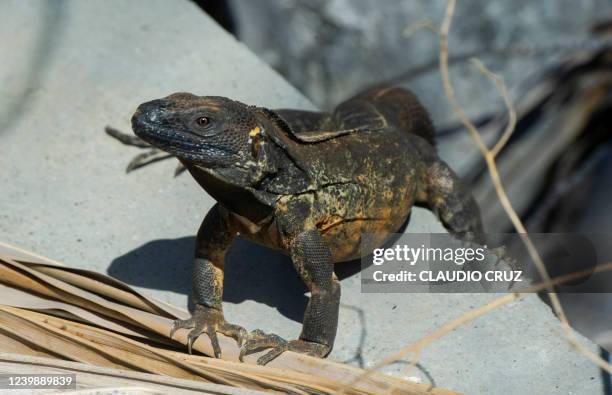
[107,86,484,364]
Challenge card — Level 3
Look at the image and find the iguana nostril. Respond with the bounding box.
[132,99,169,125]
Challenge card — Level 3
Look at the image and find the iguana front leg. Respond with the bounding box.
[170,204,247,357]
[240,229,340,365]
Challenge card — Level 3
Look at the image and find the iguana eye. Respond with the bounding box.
[196,116,210,126]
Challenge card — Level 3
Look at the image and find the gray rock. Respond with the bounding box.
[231,0,611,124]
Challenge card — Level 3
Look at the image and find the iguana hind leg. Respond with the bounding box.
[240,229,340,365]
[422,159,522,277]
[424,159,485,243]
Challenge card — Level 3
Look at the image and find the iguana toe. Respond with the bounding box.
[170,305,247,358]
[239,330,330,365]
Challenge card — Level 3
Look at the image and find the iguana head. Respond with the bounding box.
[132,93,270,169]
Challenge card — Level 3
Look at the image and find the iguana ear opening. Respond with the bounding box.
[248,126,265,156]
[247,125,277,175]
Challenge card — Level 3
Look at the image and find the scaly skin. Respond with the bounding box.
[108,86,484,364]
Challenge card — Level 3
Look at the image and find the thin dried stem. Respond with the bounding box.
[346,1,612,392]
[437,0,610,375]
[469,58,517,158]
[348,261,612,395]
[403,19,439,39]
[438,1,489,156]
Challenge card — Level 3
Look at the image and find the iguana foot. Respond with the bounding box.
[169,304,247,358]
[239,329,330,365]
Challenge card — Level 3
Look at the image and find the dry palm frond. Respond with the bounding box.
[0,241,457,395]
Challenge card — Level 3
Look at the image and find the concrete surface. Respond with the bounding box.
[0,1,604,394]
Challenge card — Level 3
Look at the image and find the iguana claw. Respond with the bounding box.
[170,305,247,358]
[239,329,330,365]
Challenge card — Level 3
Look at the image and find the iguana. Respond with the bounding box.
[107,86,484,365]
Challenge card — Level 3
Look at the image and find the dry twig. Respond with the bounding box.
[438,0,611,375]
[342,1,611,392]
